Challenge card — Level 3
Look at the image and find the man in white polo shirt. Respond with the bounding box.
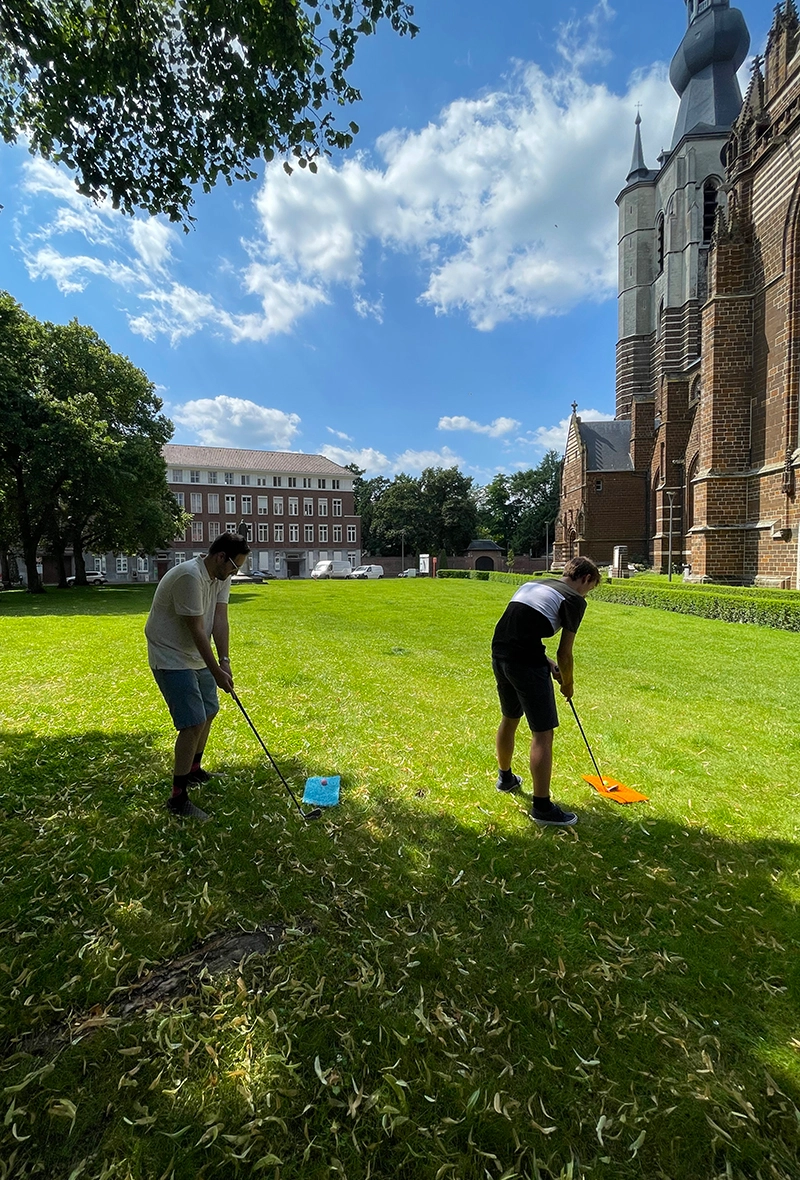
[146,533,249,818]
[491,557,601,827]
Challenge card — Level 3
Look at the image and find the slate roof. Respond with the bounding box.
[163,445,353,477]
[578,421,633,472]
[467,539,504,551]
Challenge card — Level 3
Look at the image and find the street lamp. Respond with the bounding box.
[666,490,676,581]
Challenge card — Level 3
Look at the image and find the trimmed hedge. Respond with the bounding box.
[436,568,800,630]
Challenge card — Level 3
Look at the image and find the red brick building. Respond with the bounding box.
[556,0,800,586]
[163,445,361,580]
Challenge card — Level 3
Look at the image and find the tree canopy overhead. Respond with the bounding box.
[1,0,417,222]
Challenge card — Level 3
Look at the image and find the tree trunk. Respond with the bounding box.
[72,540,88,585]
[0,550,11,590]
[53,541,69,589]
[22,537,44,593]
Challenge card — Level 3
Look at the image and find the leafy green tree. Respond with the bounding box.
[346,463,390,556]
[0,292,182,592]
[508,450,562,556]
[1,0,417,222]
[476,472,519,548]
[418,466,476,555]
[369,473,425,555]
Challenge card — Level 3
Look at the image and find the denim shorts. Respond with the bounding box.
[492,657,559,733]
[151,667,220,731]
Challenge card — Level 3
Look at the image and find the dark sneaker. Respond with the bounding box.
[188,767,214,784]
[531,803,578,827]
[166,794,209,820]
[496,772,522,793]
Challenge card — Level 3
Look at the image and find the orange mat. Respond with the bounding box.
[582,774,649,804]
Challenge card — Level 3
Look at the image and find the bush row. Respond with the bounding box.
[436,569,800,630]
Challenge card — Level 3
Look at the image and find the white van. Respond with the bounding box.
[348,564,384,579]
[311,560,352,580]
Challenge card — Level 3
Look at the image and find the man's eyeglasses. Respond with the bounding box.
[224,555,239,575]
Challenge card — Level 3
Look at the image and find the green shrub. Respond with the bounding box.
[593,581,800,630]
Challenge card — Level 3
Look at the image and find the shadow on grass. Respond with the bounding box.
[1,730,799,1179]
[0,584,156,617]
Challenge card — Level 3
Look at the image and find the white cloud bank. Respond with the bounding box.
[438,415,520,437]
[320,444,466,477]
[15,4,678,343]
[172,396,301,449]
[520,407,616,453]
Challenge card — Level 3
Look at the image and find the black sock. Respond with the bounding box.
[500,768,516,784]
[172,772,191,798]
[533,795,552,812]
[191,750,204,772]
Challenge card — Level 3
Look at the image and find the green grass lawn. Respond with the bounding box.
[1,579,799,1180]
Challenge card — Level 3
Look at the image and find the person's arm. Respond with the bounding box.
[556,629,576,699]
[212,603,230,665]
[185,613,233,693]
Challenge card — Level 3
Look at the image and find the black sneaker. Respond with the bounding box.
[496,772,522,793]
[188,767,214,784]
[531,802,578,827]
[166,794,209,820]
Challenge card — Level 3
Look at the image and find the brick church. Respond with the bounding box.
[556,0,800,586]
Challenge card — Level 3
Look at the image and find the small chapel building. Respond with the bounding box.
[556,0,800,586]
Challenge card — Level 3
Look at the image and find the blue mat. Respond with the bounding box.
[302,775,341,807]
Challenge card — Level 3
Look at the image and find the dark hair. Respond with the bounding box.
[562,557,601,584]
[209,533,250,558]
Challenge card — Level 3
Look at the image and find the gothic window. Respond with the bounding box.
[703,179,720,244]
[689,376,701,406]
[686,453,699,528]
[656,214,665,274]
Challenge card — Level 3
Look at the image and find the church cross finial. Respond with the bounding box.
[571,401,578,414]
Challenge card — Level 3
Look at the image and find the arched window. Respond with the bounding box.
[686,453,700,528]
[703,179,720,244]
[656,213,665,274]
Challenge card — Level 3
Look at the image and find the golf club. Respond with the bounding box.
[231,689,323,821]
[568,698,617,791]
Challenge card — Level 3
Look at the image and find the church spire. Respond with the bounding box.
[670,0,750,147]
[626,112,650,182]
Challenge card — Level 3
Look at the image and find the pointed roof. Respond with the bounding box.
[577,421,633,472]
[626,114,650,182]
[669,1,750,148]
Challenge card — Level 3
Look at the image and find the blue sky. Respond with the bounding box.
[0,0,770,482]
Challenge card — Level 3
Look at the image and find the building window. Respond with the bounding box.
[594,480,603,493]
[656,213,665,274]
[116,555,128,574]
[687,453,699,528]
[191,521,203,542]
[274,523,284,542]
[318,478,326,489]
[347,552,358,567]
[289,524,299,543]
[224,472,234,485]
[190,470,201,483]
[289,497,299,515]
[241,495,252,515]
[318,499,328,517]
[240,474,251,486]
[303,498,314,516]
[318,550,328,561]
[225,494,236,514]
[173,552,186,565]
[225,522,239,534]
[703,179,719,244]
[333,525,342,543]
[174,491,185,508]
[259,553,270,571]
[137,556,149,574]
[347,525,357,543]
[304,524,314,543]
[208,471,218,484]
[209,522,221,541]
[93,555,107,574]
[287,476,297,487]
[274,554,282,571]
[257,477,267,486]
[332,499,342,517]
[319,524,329,543]
[258,496,269,514]
[190,492,203,513]
[244,523,253,543]
[273,497,284,515]
[302,477,312,488]
[273,476,282,487]
[258,523,269,543]
[208,493,219,514]
[171,469,183,482]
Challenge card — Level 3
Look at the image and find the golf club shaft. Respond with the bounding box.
[231,689,311,820]
[568,698,606,786]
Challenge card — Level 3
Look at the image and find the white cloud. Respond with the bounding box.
[438,415,520,437]
[327,427,353,441]
[522,407,615,452]
[130,220,174,272]
[172,396,301,449]
[319,443,465,476]
[557,0,615,70]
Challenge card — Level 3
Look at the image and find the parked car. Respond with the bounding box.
[311,560,352,579]
[348,565,384,579]
[66,572,107,586]
[230,570,271,584]
[398,569,418,578]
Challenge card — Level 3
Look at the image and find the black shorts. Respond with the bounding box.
[492,657,558,733]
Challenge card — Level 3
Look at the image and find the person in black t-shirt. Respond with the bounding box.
[491,557,601,827]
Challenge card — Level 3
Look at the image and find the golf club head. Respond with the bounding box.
[304,807,323,822]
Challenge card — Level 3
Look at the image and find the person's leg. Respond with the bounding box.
[188,669,221,782]
[151,669,211,818]
[174,722,206,776]
[496,715,520,772]
[189,715,214,779]
[529,728,554,799]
